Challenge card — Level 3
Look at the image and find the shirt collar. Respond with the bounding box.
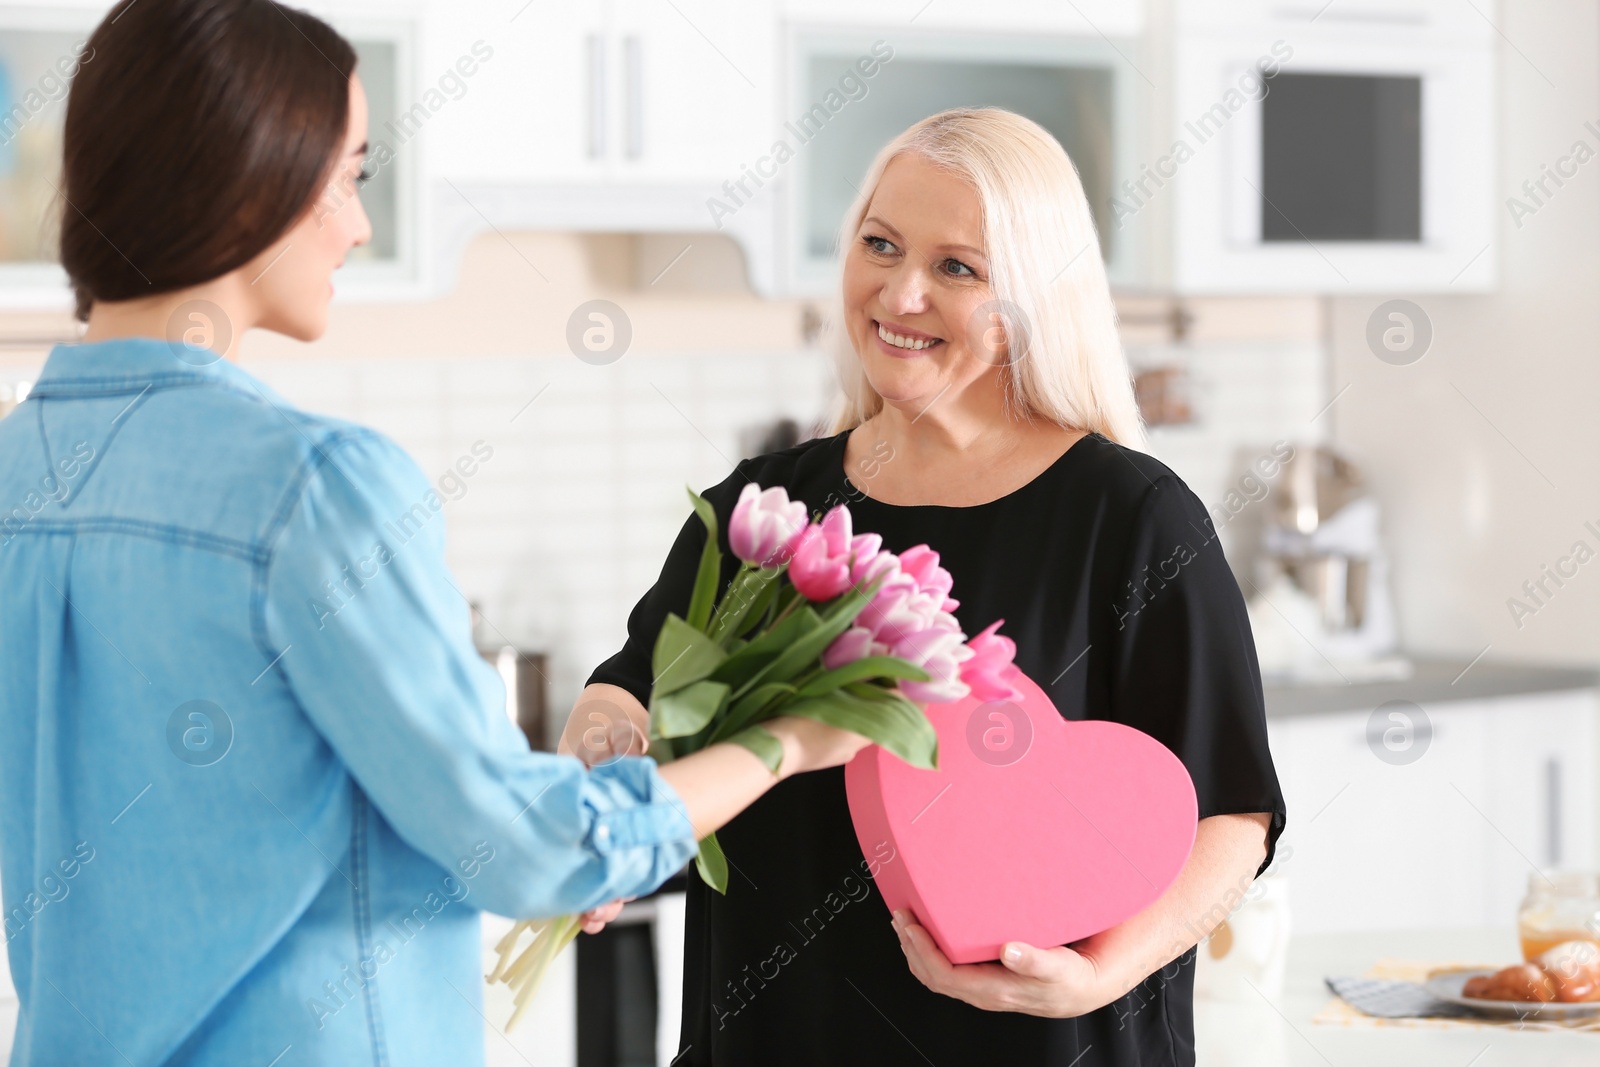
[28,336,288,406]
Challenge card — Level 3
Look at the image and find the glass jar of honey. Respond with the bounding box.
[1518,870,1600,961]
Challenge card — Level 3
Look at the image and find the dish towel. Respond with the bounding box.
[1317,959,1600,1032]
[1325,976,1479,1018]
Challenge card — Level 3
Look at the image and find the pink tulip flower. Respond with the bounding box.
[821,626,887,670]
[789,506,855,601]
[729,483,808,567]
[892,626,976,704]
[962,620,1023,702]
[897,545,959,612]
[812,528,1019,712]
[846,533,901,588]
[855,575,926,642]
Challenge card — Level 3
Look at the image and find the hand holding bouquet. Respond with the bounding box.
[489,482,1021,1026]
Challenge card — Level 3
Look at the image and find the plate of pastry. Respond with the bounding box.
[1425,940,1600,1018]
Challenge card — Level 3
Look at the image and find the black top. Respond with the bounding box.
[589,429,1288,1067]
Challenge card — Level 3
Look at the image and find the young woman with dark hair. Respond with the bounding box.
[0,2,873,1063]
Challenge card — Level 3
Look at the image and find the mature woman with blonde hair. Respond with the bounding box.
[569,107,1287,1065]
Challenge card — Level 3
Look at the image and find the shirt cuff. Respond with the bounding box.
[584,756,697,854]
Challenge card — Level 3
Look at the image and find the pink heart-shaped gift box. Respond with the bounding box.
[845,669,1198,964]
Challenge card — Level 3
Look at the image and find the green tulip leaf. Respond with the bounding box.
[652,615,728,696]
[783,687,938,771]
[732,585,875,698]
[709,605,819,691]
[708,566,783,643]
[708,682,798,746]
[726,724,786,776]
[794,656,930,698]
[650,678,730,739]
[684,488,723,631]
[695,831,729,895]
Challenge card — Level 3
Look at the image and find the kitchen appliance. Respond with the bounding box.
[576,881,687,1067]
[470,603,550,751]
[487,646,550,752]
[1173,0,1496,291]
[1255,444,1400,674]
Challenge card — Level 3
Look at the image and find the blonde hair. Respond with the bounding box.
[826,107,1147,450]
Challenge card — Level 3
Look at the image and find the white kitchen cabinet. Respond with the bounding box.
[1266,688,1599,936]
[1268,700,1496,933]
[611,0,776,184]
[434,0,775,188]
[779,0,1144,36]
[429,1,605,186]
[1481,690,1599,922]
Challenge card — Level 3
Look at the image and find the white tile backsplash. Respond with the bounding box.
[244,339,1324,721]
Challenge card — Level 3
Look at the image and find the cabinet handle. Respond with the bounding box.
[1545,756,1562,867]
[586,33,606,160]
[623,35,643,160]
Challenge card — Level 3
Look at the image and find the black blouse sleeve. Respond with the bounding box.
[1108,473,1287,879]
[586,466,751,707]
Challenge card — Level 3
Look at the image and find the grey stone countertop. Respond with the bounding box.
[1262,656,1600,718]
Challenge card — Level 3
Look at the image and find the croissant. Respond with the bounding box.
[1461,940,1600,1003]
[1462,963,1556,1002]
[1540,940,1600,1002]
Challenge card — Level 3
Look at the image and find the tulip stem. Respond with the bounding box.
[705,561,754,641]
[767,585,804,629]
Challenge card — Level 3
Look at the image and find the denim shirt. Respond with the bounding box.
[0,338,697,1066]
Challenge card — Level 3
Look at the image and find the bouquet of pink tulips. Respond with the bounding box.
[490,483,1021,1025]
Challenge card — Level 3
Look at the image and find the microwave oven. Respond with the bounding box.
[1171,0,1497,292]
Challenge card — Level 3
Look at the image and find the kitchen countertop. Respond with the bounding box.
[6,927,1595,1064]
[1195,927,1600,1066]
[1263,657,1600,719]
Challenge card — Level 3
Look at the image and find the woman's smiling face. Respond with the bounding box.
[842,151,1003,412]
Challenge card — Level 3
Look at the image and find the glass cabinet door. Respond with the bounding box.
[789,30,1140,293]
[0,16,415,303]
[0,26,87,270]
[800,55,1115,257]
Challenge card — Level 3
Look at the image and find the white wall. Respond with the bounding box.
[1327,1,1600,666]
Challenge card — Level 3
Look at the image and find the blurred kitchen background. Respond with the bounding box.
[4,0,1600,1063]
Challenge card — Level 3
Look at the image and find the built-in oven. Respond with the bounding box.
[576,874,687,1067]
[1172,0,1496,291]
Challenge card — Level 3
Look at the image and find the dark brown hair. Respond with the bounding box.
[60,0,357,321]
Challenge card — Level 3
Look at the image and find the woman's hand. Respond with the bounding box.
[558,684,651,768]
[577,896,634,935]
[764,714,877,777]
[892,814,1275,1017]
[891,910,1113,1018]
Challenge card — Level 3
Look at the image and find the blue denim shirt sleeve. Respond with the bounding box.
[259,430,696,917]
